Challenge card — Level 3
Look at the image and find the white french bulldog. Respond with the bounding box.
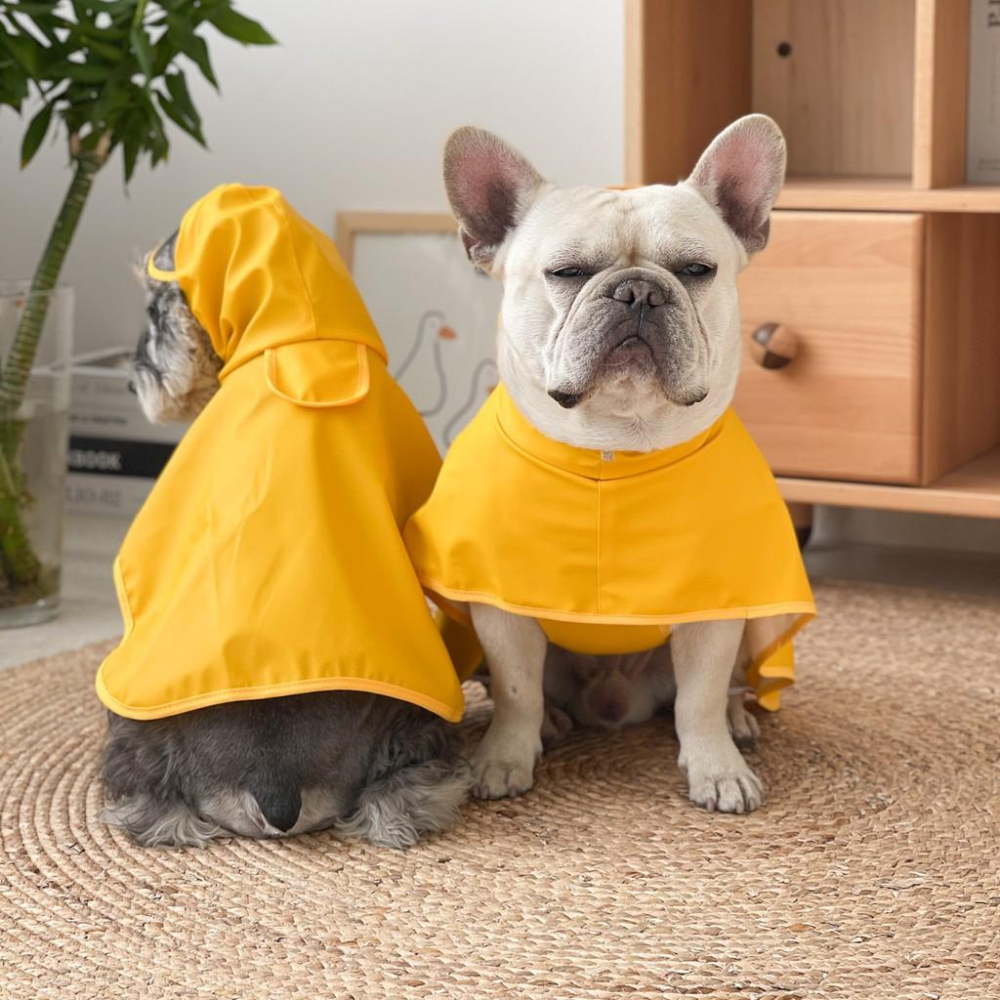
[443,114,787,813]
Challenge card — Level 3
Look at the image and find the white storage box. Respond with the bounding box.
[967,0,1000,183]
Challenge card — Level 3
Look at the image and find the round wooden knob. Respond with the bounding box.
[750,322,798,369]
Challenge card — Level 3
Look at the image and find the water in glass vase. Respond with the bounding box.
[0,284,74,628]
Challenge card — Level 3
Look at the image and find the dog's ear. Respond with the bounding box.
[152,230,179,271]
[687,114,786,256]
[443,127,544,273]
[134,229,180,292]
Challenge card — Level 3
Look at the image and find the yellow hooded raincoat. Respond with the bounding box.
[405,385,816,710]
[97,184,479,723]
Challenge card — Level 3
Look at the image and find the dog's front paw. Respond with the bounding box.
[727,697,761,749]
[470,730,541,800]
[471,754,535,800]
[680,745,764,814]
[540,701,574,749]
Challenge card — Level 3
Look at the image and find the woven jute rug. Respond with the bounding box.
[1,581,998,1000]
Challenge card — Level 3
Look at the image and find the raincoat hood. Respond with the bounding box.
[146,183,386,378]
[98,185,479,722]
[405,385,815,710]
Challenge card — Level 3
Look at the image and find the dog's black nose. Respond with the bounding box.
[548,389,581,409]
[611,279,667,310]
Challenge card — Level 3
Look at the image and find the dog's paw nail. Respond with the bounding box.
[687,764,764,814]
[471,756,535,800]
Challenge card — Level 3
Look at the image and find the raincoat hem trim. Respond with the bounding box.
[94,672,464,723]
[745,613,814,712]
[419,578,816,628]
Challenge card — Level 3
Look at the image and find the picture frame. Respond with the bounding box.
[335,212,503,452]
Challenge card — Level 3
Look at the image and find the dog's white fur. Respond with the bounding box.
[497,183,744,454]
[444,116,787,813]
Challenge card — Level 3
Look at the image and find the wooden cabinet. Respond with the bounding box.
[736,212,924,484]
[626,0,1000,517]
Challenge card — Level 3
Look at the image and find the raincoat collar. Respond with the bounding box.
[494,384,724,482]
[146,184,387,380]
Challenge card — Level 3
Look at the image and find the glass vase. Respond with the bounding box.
[0,283,73,628]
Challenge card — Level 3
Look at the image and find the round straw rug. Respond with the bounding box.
[1,580,998,1000]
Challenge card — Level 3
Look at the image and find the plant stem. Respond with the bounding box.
[0,447,40,584]
[1,146,103,445]
[0,141,106,588]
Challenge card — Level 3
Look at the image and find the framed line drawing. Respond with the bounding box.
[336,212,503,452]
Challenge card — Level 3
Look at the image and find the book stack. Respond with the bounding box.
[66,348,186,516]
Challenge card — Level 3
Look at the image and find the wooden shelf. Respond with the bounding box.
[626,1,1000,520]
[777,447,1000,518]
[776,177,1000,213]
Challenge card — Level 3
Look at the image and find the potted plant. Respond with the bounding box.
[0,0,275,626]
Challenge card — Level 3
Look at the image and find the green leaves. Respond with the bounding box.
[121,130,139,181]
[10,3,70,17]
[20,100,52,167]
[156,70,204,147]
[130,24,152,81]
[44,60,110,83]
[174,24,217,88]
[1,0,277,183]
[0,24,45,76]
[0,53,29,112]
[207,7,277,47]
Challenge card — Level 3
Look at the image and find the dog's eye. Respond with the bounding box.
[678,262,715,277]
[549,266,586,279]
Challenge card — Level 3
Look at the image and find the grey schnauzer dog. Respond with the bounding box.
[102,235,470,849]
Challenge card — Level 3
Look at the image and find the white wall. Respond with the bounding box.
[0,0,625,355]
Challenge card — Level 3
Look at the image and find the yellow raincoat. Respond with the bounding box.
[405,385,816,710]
[97,184,478,723]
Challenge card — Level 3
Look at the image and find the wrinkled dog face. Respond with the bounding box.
[501,186,736,411]
[132,232,221,424]
[443,117,786,450]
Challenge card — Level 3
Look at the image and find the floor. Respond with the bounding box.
[3,576,998,998]
[2,512,1000,671]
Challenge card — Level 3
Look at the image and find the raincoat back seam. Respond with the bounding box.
[267,193,320,342]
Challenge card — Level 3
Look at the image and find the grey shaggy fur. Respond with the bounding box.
[103,692,471,849]
[132,236,221,424]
